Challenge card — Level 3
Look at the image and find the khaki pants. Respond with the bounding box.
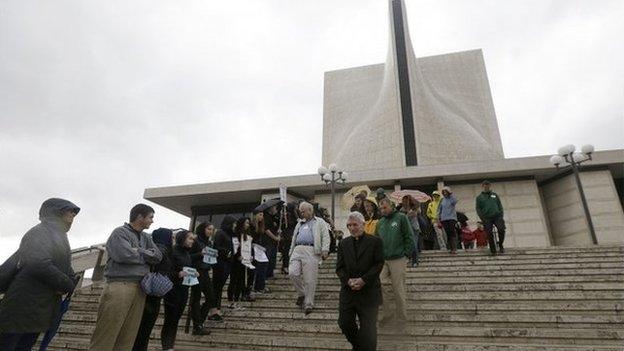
[379,256,408,321]
[288,245,320,308]
[433,225,447,250]
[89,281,146,351]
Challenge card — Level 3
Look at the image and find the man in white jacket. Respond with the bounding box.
[289,202,330,315]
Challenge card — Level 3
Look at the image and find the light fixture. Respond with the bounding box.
[317,166,328,176]
[557,144,575,156]
[549,155,563,167]
[581,144,595,155]
[550,144,597,245]
[328,163,338,172]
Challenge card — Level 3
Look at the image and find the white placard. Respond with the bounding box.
[202,247,218,265]
[279,183,288,202]
[182,266,199,286]
[253,244,269,263]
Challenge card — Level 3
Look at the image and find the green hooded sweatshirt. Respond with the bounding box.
[375,209,415,260]
[476,191,504,220]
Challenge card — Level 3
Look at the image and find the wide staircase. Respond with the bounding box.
[46,246,623,350]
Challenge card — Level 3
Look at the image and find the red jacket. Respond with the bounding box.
[461,226,475,243]
[474,228,487,247]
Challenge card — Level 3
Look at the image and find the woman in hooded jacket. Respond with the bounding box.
[189,222,218,329]
[227,217,255,307]
[0,198,80,351]
[160,229,195,351]
[210,215,237,319]
[132,228,174,351]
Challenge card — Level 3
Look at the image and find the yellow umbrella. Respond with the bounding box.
[342,185,372,210]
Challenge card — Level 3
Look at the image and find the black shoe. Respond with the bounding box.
[304,307,313,315]
[296,296,304,307]
[490,250,497,256]
[192,326,211,335]
[498,243,505,254]
[207,314,223,322]
[242,295,255,302]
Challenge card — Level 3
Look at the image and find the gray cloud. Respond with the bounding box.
[1,0,622,260]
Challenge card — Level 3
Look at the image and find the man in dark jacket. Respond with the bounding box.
[89,204,162,351]
[337,211,384,351]
[0,198,80,350]
[475,180,506,254]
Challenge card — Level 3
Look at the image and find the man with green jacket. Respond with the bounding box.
[375,198,415,324]
[475,180,506,255]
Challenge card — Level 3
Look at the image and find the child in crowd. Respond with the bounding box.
[460,222,475,250]
[473,221,488,248]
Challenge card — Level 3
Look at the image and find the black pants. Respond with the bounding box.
[227,261,246,302]
[266,245,277,278]
[132,295,162,351]
[484,216,506,253]
[0,333,39,351]
[463,241,474,249]
[212,260,231,309]
[279,239,291,270]
[190,268,216,328]
[161,285,189,350]
[338,300,379,351]
[441,220,458,252]
[253,261,268,291]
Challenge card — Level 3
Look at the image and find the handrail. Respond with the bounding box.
[69,243,107,288]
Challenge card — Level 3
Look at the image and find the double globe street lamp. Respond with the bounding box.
[318,163,348,224]
[549,144,597,245]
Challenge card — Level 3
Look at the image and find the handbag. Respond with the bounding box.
[140,272,173,297]
[0,251,20,293]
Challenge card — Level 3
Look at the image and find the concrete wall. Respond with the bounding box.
[450,179,551,248]
[541,170,624,246]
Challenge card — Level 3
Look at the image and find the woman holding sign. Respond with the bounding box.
[189,222,218,332]
[161,229,198,351]
[228,217,255,306]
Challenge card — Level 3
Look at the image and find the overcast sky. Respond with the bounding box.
[1,0,623,261]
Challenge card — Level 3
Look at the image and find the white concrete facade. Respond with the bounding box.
[542,170,624,246]
[322,0,504,172]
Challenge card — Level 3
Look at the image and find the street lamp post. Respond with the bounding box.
[549,144,597,245]
[317,163,348,223]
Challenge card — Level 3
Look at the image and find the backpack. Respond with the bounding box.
[0,251,20,293]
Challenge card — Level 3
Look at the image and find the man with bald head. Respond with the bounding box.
[336,211,384,351]
[288,202,330,315]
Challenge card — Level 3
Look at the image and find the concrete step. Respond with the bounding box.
[52,322,624,346]
[41,334,624,351]
[67,299,624,315]
[62,308,624,330]
[54,245,624,350]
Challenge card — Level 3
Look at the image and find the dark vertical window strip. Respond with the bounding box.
[392,0,418,166]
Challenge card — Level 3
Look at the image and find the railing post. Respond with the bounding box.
[91,246,106,282]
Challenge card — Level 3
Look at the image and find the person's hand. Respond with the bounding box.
[321,252,329,260]
[350,278,365,291]
[179,271,188,278]
[195,271,200,277]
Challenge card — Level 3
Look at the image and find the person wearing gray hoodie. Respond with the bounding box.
[89,204,162,351]
[0,198,80,351]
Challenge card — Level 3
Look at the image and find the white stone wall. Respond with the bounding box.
[450,180,551,248]
[541,170,624,246]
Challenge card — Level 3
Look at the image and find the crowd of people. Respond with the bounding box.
[0,180,507,351]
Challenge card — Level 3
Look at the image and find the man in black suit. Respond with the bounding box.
[336,211,385,351]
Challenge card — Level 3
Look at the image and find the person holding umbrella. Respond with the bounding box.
[0,198,80,351]
[254,199,283,279]
[362,196,379,235]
